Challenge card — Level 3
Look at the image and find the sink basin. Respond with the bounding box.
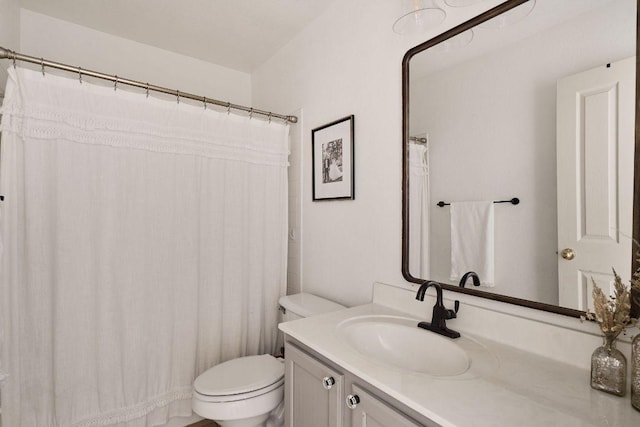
[337,315,471,376]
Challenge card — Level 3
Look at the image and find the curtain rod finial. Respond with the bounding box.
[0,47,12,59]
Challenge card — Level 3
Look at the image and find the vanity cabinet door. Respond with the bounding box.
[346,384,424,427]
[285,343,345,427]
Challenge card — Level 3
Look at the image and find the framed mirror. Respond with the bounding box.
[402,0,640,317]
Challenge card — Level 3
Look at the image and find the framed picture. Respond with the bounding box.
[312,115,355,201]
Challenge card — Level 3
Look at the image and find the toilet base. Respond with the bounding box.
[192,383,284,427]
[215,413,270,427]
[200,400,283,427]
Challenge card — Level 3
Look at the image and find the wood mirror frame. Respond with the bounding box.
[401,0,640,318]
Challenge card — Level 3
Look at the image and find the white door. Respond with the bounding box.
[556,56,635,310]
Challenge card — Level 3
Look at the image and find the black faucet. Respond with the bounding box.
[454,271,481,313]
[415,281,460,339]
[459,271,481,288]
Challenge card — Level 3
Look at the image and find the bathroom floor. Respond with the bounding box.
[187,421,219,427]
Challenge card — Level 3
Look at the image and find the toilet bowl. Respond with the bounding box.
[192,293,345,427]
[192,355,284,427]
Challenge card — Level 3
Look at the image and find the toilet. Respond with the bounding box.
[192,293,345,427]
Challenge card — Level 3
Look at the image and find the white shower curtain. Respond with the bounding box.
[0,67,289,426]
[408,142,430,277]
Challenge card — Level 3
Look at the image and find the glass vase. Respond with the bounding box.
[632,333,640,410]
[591,333,626,396]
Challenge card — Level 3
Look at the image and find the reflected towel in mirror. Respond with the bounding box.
[449,201,495,287]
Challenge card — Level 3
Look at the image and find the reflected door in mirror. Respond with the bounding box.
[556,56,635,311]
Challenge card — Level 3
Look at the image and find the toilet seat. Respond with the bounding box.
[192,355,285,423]
[192,380,284,423]
[193,377,284,403]
[194,354,284,401]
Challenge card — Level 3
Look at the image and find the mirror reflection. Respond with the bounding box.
[406,0,636,312]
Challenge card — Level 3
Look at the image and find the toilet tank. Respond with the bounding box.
[279,293,345,322]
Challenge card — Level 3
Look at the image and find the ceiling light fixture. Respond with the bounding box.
[393,0,447,35]
[430,29,474,53]
[444,0,484,7]
[478,0,536,29]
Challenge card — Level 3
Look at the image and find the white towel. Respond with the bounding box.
[449,201,495,287]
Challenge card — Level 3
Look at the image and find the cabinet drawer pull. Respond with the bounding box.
[322,376,335,390]
[346,394,360,409]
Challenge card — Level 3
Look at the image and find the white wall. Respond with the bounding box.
[410,0,635,304]
[0,0,20,92]
[252,0,506,306]
[19,9,251,106]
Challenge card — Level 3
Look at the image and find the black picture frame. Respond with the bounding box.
[311,115,355,201]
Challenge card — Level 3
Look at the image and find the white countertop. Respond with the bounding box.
[279,303,640,427]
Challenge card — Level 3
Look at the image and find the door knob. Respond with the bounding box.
[560,248,575,260]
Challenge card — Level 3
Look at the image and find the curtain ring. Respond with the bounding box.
[268,112,272,124]
[202,96,207,110]
[227,104,231,115]
[41,58,45,76]
[176,90,180,104]
[249,108,254,120]
[78,67,82,84]
[114,76,118,91]
[12,53,16,68]
[145,83,150,98]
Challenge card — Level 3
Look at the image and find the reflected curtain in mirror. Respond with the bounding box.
[408,137,430,277]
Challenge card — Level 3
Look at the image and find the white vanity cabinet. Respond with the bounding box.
[284,339,437,427]
[280,301,640,427]
[284,342,345,427]
[346,384,425,427]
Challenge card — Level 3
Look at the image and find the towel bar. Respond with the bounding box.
[436,198,519,207]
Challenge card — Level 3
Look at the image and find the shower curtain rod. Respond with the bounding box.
[0,46,298,124]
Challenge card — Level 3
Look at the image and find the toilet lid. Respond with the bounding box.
[194,354,284,396]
